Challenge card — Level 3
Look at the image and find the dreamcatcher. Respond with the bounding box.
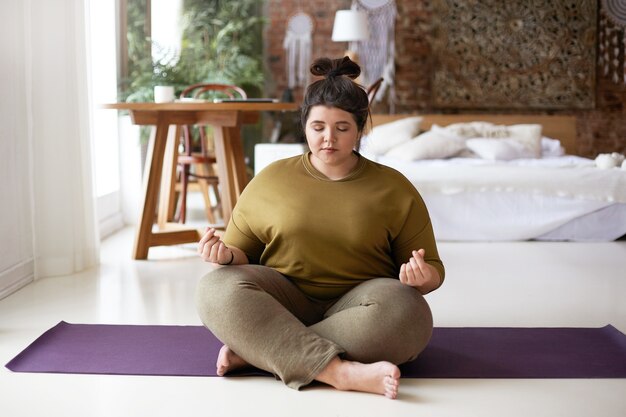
[599,0,626,84]
[354,0,397,109]
[283,11,314,89]
[269,10,314,143]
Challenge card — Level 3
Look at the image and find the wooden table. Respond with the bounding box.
[102,102,299,259]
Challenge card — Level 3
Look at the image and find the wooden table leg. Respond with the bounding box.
[132,118,170,259]
[213,121,251,224]
[158,125,180,228]
[226,125,250,197]
[213,126,235,224]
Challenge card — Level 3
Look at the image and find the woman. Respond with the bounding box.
[195,56,444,399]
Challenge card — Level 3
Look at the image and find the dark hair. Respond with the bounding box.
[301,57,370,136]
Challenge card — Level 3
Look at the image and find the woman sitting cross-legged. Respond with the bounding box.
[195,56,445,399]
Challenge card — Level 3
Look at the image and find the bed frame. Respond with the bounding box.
[370,114,578,156]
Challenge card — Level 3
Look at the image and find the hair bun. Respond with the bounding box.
[310,56,361,80]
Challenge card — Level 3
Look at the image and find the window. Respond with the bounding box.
[88,0,123,238]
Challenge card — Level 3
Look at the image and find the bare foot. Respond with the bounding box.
[316,357,401,399]
[216,345,249,376]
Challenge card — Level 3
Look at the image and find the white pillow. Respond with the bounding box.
[385,129,466,160]
[443,122,542,158]
[441,122,504,138]
[364,116,423,156]
[506,124,542,158]
[466,138,536,161]
[541,137,565,157]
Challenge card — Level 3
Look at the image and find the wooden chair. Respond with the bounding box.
[366,77,384,104]
[176,83,247,224]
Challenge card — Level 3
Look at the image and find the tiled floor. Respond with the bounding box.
[1,226,625,417]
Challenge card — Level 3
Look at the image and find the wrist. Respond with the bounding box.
[220,250,235,266]
[420,271,442,295]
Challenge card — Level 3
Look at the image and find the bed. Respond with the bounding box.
[361,114,626,241]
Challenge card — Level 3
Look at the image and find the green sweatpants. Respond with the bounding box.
[195,264,433,389]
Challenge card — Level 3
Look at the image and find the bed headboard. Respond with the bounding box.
[370,114,578,156]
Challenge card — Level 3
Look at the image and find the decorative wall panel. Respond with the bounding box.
[432,0,597,109]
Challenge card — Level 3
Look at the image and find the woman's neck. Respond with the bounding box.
[309,151,359,180]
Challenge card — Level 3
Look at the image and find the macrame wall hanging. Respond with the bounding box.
[354,0,397,110]
[283,11,314,89]
[599,0,626,85]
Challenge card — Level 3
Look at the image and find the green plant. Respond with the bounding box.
[119,0,151,102]
[119,0,265,103]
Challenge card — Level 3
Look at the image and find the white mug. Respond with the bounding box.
[154,86,175,103]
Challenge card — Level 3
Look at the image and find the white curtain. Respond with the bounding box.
[3,0,99,282]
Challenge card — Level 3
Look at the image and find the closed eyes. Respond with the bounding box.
[310,125,350,132]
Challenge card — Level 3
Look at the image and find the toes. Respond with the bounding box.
[216,361,227,376]
[216,345,231,376]
[216,359,229,376]
[384,386,398,399]
[384,375,399,399]
[385,391,398,400]
[384,375,399,388]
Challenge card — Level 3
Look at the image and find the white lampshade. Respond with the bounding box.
[331,10,369,42]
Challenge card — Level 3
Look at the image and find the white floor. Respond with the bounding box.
[1,225,625,417]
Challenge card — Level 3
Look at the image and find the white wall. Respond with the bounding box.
[0,0,35,297]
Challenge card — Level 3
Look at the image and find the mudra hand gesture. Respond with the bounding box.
[198,227,235,265]
[399,249,441,294]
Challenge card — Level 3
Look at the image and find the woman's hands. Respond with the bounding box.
[399,249,441,294]
[198,227,235,265]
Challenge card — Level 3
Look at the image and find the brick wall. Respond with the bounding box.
[264,0,350,104]
[264,0,625,157]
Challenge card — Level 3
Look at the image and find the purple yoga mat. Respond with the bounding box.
[5,321,626,378]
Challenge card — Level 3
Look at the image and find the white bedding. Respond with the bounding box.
[368,153,626,241]
[376,155,626,203]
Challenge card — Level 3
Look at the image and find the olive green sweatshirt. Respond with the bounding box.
[223,152,445,300]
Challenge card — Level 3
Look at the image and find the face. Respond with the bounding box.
[305,105,361,174]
